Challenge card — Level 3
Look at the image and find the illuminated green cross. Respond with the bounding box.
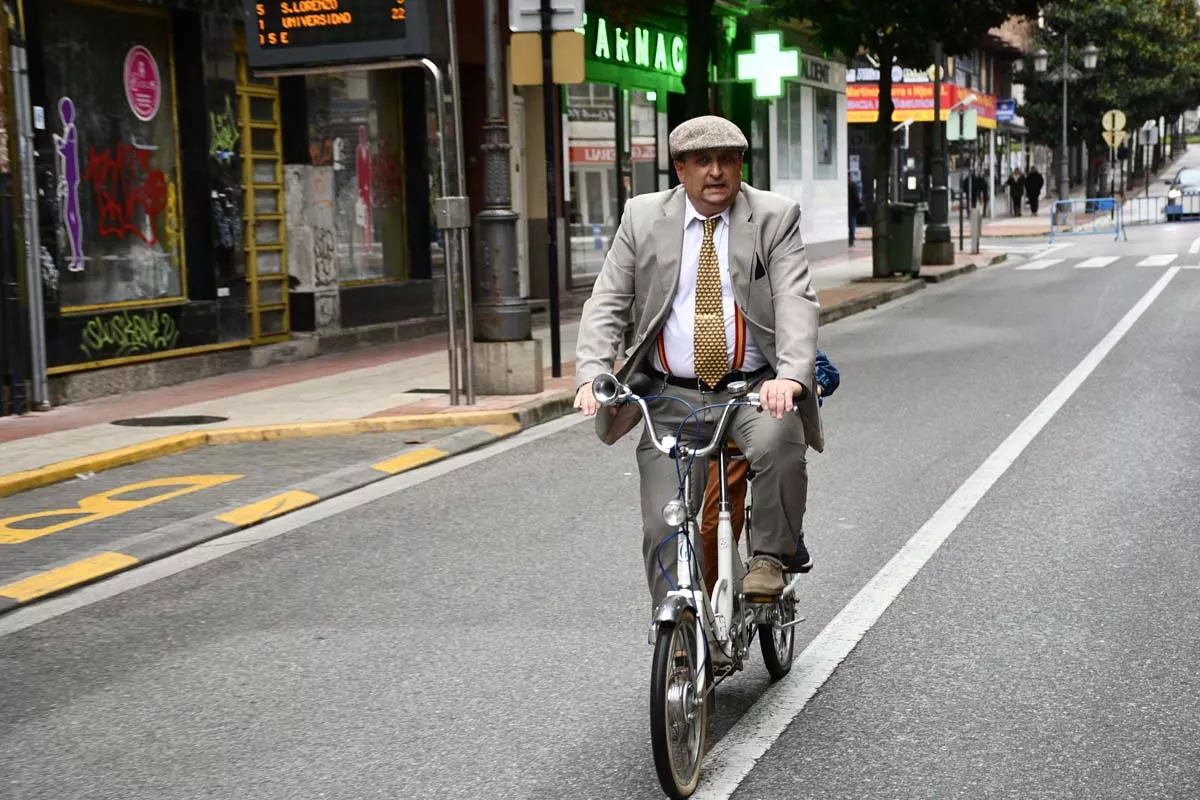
[736,32,800,99]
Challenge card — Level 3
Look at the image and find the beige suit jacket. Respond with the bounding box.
[575,183,824,452]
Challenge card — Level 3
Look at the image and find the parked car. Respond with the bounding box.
[1164,167,1200,221]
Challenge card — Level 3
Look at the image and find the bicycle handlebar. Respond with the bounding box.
[591,372,799,459]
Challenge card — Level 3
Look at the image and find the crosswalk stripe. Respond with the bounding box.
[1015,259,1063,271]
[1076,256,1119,269]
[1137,254,1178,267]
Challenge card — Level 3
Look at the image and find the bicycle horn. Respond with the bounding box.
[591,373,625,406]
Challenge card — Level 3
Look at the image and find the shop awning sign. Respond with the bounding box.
[735,32,799,100]
[242,0,449,73]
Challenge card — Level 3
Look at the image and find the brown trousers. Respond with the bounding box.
[700,449,751,593]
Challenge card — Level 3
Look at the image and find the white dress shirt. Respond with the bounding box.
[651,197,766,379]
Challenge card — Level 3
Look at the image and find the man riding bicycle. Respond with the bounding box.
[573,115,823,609]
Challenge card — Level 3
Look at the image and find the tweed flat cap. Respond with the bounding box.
[668,115,748,159]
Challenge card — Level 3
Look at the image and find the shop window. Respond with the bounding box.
[566,81,618,280]
[41,0,184,310]
[776,81,804,180]
[628,90,657,199]
[305,71,407,284]
[813,88,838,180]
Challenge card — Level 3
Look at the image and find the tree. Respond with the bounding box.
[765,0,1040,275]
[1016,0,1200,195]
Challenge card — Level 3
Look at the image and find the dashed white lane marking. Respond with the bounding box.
[1137,254,1178,267]
[1015,258,1063,271]
[1076,256,1119,269]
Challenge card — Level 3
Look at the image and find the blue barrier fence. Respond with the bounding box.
[1048,198,1126,243]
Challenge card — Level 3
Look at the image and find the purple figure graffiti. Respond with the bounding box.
[52,97,84,272]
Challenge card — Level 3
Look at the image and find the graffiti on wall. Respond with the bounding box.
[83,140,169,246]
[52,97,85,272]
[79,308,180,359]
[209,95,239,162]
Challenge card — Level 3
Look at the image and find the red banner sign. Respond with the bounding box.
[569,144,657,164]
[848,83,997,128]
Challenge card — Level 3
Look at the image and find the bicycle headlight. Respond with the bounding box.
[662,499,688,527]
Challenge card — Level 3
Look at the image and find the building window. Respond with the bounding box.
[41,0,184,310]
[305,71,407,284]
[813,88,838,179]
[776,81,804,179]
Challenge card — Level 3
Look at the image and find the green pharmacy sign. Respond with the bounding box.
[736,32,800,99]
[578,13,686,78]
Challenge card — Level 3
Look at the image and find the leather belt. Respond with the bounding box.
[649,366,772,393]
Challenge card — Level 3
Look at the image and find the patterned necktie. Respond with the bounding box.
[693,217,728,388]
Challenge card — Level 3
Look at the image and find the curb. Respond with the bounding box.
[0,409,536,498]
[0,423,522,614]
[818,279,925,325]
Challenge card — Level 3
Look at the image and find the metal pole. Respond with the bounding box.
[922,41,952,264]
[540,0,562,377]
[1059,32,1069,202]
[475,0,532,346]
[444,0,475,404]
[12,27,45,408]
[421,59,459,407]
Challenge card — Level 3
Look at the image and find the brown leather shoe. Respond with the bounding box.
[742,555,784,598]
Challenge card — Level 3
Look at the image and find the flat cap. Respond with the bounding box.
[668,115,748,159]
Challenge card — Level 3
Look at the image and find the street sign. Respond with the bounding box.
[946,108,978,141]
[511,31,584,84]
[1139,120,1159,146]
[1102,129,1128,149]
[509,0,583,33]
[735,31,800,99]
[997,99,1016,123]
[1102,109,1127,132]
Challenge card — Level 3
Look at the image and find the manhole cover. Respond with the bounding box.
[111,415,229,427]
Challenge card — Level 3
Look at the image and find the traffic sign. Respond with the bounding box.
[1102,109,1127,132]
[1102,129,1128,149]
[509,0,583,33]
[946,108,978,141]
[997,99,1016,123]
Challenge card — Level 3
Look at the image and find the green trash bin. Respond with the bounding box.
[887,202,925,276]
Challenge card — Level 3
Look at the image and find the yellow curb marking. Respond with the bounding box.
[372,447,448,475]
[0,413,527,498]
[481,423,522,437]
[0,552,139,603]
[216,490,320,526]
[0,475,244,544]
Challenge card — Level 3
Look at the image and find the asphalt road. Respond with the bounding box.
[5,221,1200,799]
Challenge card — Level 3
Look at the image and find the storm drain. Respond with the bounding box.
[110,415,230,427]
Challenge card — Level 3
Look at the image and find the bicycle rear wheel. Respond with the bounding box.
[759,595,796,679]
[650,608,708,798]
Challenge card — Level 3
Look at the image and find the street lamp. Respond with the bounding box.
[1034,32,1099,201]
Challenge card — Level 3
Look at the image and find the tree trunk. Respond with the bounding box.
[871,38,896,278]
[684,0,715,119]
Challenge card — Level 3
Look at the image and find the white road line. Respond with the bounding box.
[693,267,1181,800]
[0,413,590,637]
[1076,256,1119,269]
[1029,243,1073,260]
[1014,258,1063,271]
[1137,254,1178,267]
[1188,236,1200,255]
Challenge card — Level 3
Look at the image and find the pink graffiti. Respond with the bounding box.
[82,142,168,245]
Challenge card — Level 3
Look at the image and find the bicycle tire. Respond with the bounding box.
[650,608,708,799]
[759,596,796,679]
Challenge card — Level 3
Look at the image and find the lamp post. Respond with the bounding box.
[1033,23,1099,202]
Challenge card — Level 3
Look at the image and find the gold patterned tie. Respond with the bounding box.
[693,217,728,388]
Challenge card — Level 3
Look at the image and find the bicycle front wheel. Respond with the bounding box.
[650,608,708,799]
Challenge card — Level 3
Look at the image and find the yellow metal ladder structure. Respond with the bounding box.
[236,45,289,343]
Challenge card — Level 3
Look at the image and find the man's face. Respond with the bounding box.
[674,149,743,216]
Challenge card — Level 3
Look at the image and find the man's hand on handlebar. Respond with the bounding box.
[574,384,600,417]
[759,378,804,419]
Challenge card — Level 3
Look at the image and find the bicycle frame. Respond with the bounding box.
[592,373,765,679]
